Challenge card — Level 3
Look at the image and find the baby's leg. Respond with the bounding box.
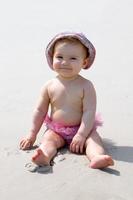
[32,129,65,166]
[85,130,114,169]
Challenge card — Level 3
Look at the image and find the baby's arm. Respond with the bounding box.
[70,81,96,153]
[77,81,96,137]
[20,82,50,150]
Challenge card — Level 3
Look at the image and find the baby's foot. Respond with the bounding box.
[89,155,114,169]
[31,148,50,166]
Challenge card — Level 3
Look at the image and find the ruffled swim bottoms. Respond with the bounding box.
[44,114,103,144]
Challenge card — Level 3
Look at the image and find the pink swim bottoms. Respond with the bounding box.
[44,114,103,144]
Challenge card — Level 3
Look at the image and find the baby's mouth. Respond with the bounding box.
[60,67,72,70]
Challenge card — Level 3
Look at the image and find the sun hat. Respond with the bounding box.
[45,32,96,70]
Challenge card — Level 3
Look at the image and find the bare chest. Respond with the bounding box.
[49,83,83,106]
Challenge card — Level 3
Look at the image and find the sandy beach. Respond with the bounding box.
[0,0,133,199]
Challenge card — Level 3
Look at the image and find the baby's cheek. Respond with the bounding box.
[53,60,60,67]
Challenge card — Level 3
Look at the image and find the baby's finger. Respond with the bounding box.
[20,140,30,150]
[20,140,25,149]
[69,142,75,152]
[24,141,31,149]
[69,143,73,152]
[79,143,84,154]
[71,142,79,153]
[75,144,80,153]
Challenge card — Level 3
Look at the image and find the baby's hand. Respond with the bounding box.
[70,134,86,154]
[20,134,36,150]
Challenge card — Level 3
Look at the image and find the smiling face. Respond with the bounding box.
[52,39,89,79]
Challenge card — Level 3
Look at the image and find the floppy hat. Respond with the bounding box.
[45,32,96,70]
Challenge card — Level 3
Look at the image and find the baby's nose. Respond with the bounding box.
[62,59,68,65]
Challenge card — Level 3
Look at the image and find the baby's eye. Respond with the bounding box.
[56,56,63,59]
[70,57,77,60]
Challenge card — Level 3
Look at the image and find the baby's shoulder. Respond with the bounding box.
[79,76,94,88]
[40,79,54,94]
[41,79,55,88]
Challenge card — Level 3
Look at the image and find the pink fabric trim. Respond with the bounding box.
[44,114,103,144]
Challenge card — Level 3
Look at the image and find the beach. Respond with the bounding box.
[0,0,133,199]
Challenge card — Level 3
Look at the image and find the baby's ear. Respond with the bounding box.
[82,58,89,69]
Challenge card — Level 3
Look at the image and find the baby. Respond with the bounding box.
[20,32,114,169]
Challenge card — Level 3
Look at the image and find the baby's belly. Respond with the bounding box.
[51,109,82,126]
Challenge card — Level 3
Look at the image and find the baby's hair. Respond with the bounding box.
[53,37,89,58]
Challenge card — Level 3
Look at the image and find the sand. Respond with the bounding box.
[0,0,133,199]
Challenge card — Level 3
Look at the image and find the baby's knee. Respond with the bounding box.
[41,137,61,149]
[42,130,65,148]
